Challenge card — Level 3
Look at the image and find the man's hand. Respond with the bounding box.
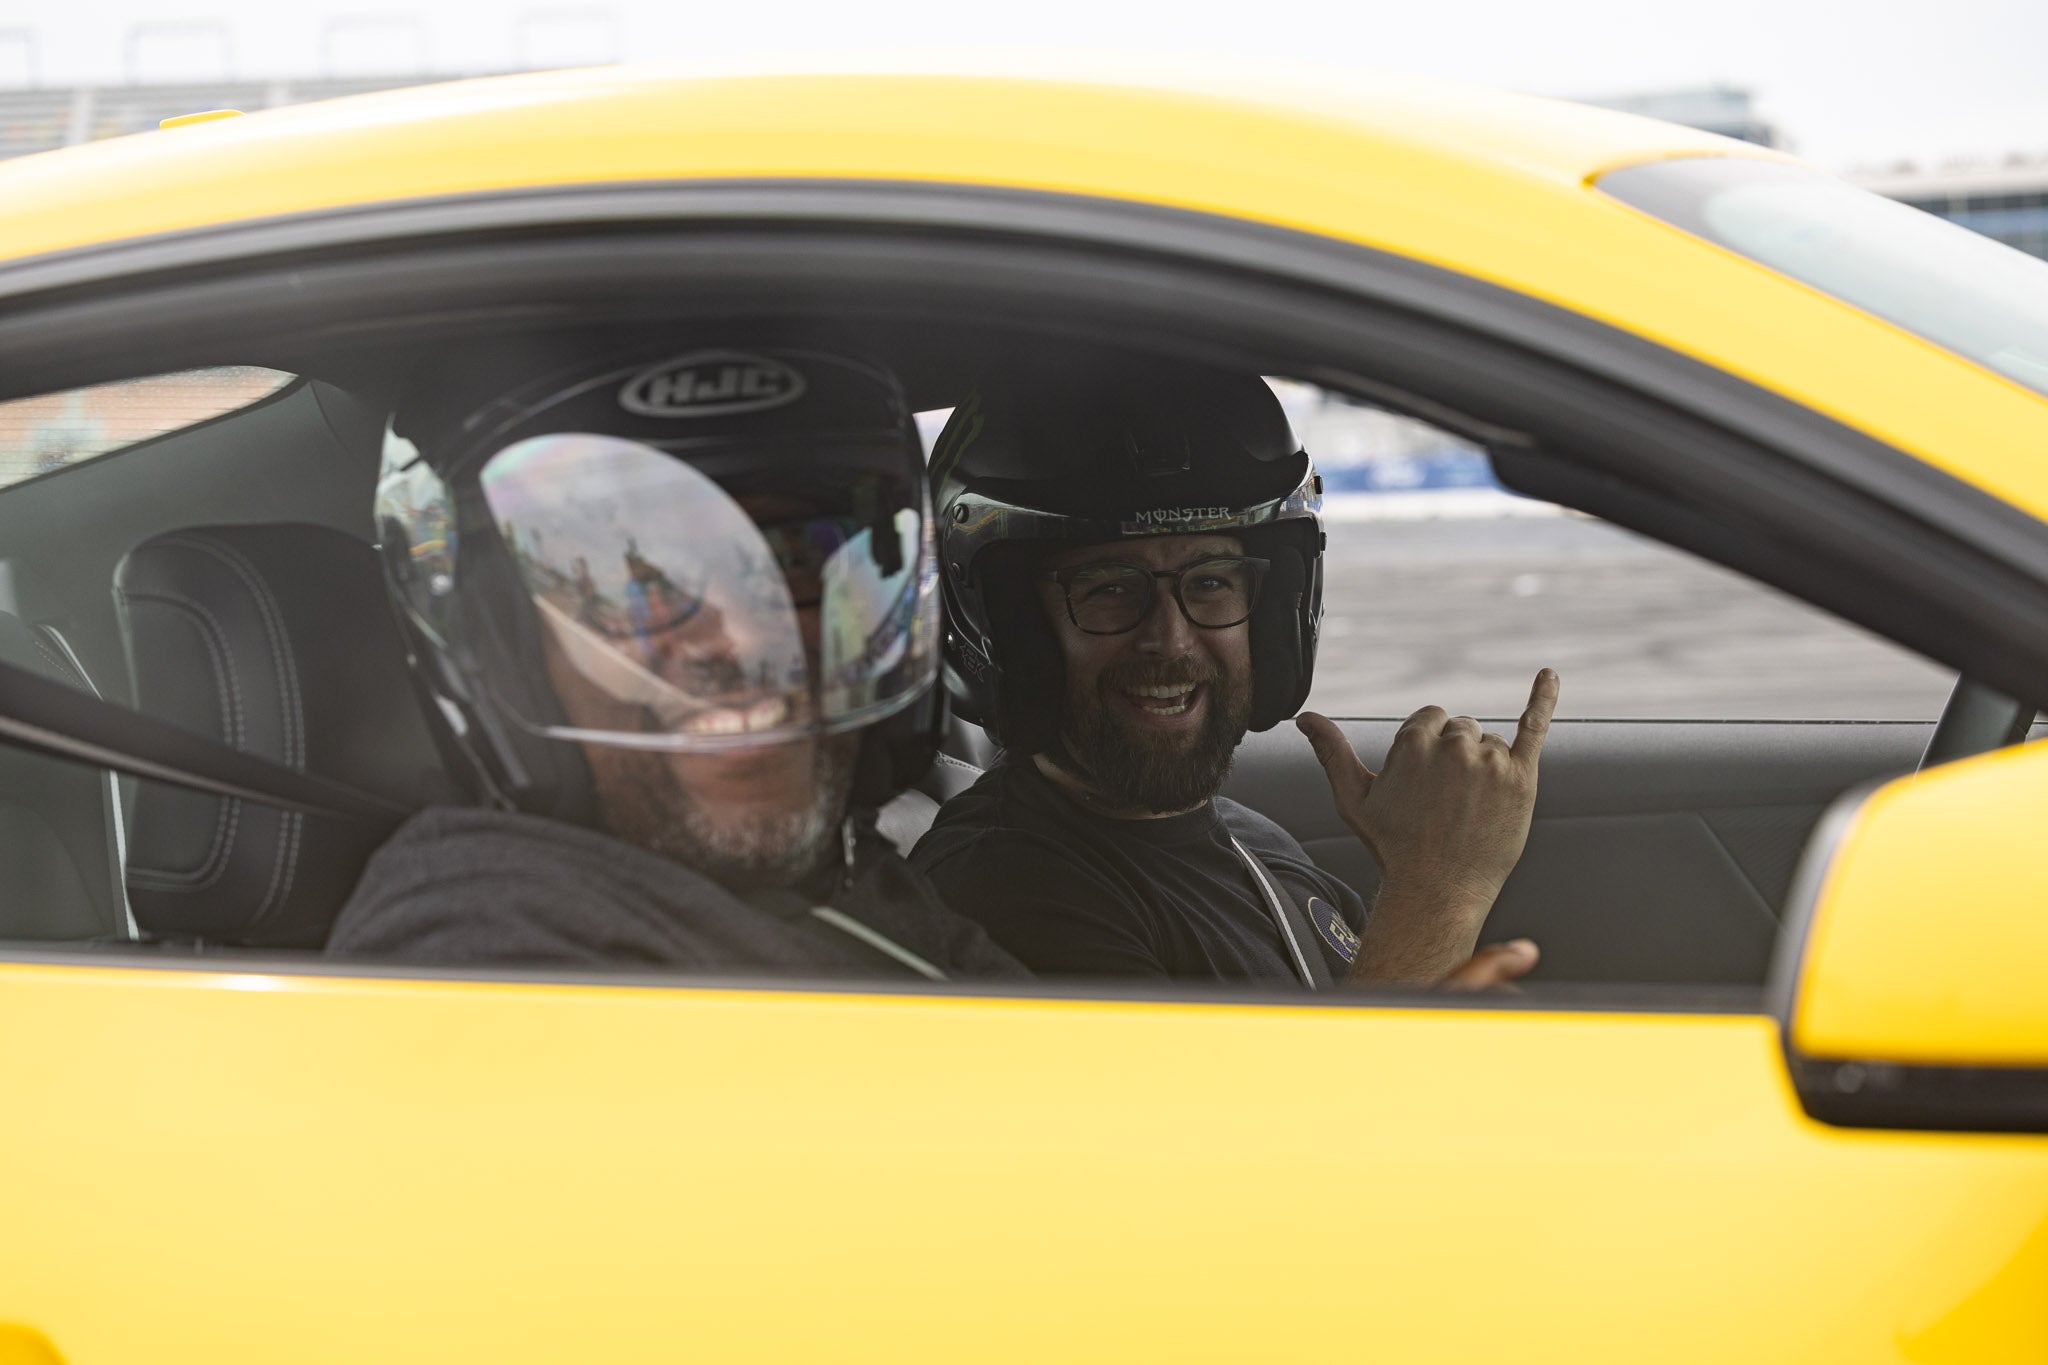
[1438,939,1539,991]
[1296,668,1558,986]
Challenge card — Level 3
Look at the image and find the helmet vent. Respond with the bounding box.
[1124,427,1192,478]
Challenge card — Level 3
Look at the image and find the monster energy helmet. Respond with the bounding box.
[375,335,942,818]
[931,355,1323,754]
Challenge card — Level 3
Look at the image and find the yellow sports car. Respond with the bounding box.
[0,60,2044,1364]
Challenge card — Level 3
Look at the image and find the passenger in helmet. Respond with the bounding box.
[911,354,1555,989]
[324,336,1026,981]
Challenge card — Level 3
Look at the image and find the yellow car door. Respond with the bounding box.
[2,918,2042,1361]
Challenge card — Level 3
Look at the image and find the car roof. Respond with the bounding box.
[0,58,1768,266]
[4,57,2048,523]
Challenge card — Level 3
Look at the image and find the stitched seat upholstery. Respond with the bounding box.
[115,524,457,947]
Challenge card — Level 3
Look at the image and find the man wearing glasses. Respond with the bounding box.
[910,356,1555,990]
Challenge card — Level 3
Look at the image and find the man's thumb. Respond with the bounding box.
[1295,711,1374,799]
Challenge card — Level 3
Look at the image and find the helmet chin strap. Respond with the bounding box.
[841,815,860,889]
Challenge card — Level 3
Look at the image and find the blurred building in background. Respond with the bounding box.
[1850,161,2048,261]
[1589,84,2048,261]
[1585,86,1778,147]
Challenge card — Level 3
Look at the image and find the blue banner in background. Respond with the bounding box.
[1319,449,1500,493]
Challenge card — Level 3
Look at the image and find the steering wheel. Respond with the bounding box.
[1918,675,2038,771]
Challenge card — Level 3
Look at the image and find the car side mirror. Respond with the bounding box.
[1775,742,2048,1132]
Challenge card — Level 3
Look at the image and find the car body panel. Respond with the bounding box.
[1796,740,2048,1065]
[2,957,2046,1364]
[1,62,2046,1361]
[1,64,2047,526]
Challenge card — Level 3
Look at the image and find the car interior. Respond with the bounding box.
[0,230,2037,1006]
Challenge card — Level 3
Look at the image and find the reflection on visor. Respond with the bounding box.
[477,434,934,750]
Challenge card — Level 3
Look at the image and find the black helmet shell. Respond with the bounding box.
[932,355,1323,753]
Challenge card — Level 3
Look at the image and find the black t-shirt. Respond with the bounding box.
[910,757,1368,984]
[326,806,1030,982]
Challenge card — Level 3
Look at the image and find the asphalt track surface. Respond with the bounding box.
[1300,512,1957,724]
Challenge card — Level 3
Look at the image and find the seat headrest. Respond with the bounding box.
[116,524,458,947]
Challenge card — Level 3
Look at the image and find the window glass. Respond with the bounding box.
[1599,157,2048,397]
[1268,382,1955,720]
[0,367,294,489]
[0,353,1955,995]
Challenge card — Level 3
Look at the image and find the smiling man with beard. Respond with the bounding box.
[910,357,1554,989]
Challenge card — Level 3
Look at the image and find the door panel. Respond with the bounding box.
[1222,718,1994,985]
[1,960,2044,1363]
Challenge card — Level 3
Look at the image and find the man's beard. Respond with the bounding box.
[1058,655,1253,814]
[591,734,858,893]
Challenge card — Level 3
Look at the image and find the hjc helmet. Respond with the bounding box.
[931,355,1323,754]
[374,334,943,824]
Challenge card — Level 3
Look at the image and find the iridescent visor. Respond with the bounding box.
[478,433,937,751]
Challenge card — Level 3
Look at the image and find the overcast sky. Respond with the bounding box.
[3,0,2043,172]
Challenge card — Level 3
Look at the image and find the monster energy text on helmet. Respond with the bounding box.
[374,334,943,821]
[931,355,1323,754]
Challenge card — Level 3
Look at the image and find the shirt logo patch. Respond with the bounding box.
[1307,897,1359,963]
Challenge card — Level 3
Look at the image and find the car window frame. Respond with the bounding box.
[0,183,2045,1017]
[4,183,2041,702]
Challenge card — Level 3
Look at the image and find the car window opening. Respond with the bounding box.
[0,320,1968,1009]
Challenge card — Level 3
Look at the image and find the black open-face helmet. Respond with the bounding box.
[375,334,943,822]
[932,355,1323,754]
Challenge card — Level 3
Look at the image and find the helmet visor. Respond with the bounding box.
[477,433,937,751]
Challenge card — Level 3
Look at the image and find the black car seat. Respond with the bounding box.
[114,523,457,949]
[0,612,129,941]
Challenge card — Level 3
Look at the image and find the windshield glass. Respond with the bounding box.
[1599,157,2048,399]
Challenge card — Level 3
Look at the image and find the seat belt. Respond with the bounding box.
[1228,836,1335,990]
[809,907,949,981]
[0,654,412,829]
[40,626,139,938]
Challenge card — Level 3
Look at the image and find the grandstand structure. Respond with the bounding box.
[0,77,445,160]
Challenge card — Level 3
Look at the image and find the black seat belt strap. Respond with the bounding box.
[1229,835,1335,990]
[0,654,411,829]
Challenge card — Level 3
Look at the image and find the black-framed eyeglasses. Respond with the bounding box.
[1042,555,1269,636]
